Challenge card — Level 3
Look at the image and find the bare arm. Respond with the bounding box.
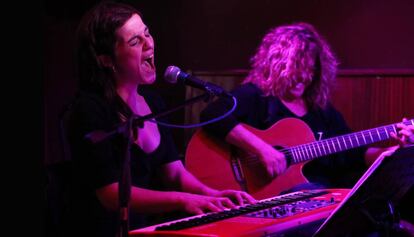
[160,160,256,207]
[95,182,241,215]
[225,124,287,178]
[160,160,218,195]
[95,160,255,216]
[364,146,398,166]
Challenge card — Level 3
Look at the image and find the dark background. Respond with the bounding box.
[44,0,414,165]
[43,0,414,235]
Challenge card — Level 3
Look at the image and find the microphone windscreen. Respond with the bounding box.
[164,65,181,84]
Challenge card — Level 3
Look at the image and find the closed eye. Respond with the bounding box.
[128,36,141,46]
[127,27,151,46]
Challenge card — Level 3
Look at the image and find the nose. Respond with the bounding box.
[143,35,154,50]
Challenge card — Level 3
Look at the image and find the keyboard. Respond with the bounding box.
[129,189,349,237]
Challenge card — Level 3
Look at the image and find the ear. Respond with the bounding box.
[97,55,114,69]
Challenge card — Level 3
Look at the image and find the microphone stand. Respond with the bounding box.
[84,92,213,237]
[118,115,133,237]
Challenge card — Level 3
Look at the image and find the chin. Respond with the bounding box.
[145,76,156,85]
[284,93,303,101]
[140,72,156,84]
[289,90,305,98]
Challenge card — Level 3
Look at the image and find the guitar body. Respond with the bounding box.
[185,118,316,199]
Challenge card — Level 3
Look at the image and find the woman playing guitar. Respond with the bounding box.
[197,22,413,196]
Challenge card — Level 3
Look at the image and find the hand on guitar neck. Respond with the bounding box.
[365,118,414,166]
[391,118,414,147]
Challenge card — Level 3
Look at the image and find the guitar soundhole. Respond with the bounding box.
[274,146,284,150]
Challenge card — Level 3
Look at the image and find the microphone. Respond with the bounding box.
[164,66,232,98]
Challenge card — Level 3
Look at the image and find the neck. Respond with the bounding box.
[281,97,308,117]
[116,82,141,107]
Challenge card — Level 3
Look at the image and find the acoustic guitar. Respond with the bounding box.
[185,118,413,199]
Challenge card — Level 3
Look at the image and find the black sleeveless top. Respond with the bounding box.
[62,87,180,237]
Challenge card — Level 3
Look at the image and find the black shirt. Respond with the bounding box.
[200,83,367,189]
[62,87,180,236]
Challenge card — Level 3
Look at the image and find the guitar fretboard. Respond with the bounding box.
[283,119,413,164]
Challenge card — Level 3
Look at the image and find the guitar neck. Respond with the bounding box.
[285,119,413,164]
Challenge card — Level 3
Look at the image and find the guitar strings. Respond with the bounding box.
[235,123,404,166]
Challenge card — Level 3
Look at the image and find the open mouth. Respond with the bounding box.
[143,54,154,70]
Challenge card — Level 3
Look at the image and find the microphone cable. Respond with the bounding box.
[148,96,237,129]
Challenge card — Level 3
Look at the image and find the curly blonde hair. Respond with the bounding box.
[244,22,338,109]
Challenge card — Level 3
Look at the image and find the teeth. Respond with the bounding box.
[143,55,154,69]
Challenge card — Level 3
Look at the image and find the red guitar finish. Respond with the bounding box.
[185,118,412,199]
[186,118,314,199]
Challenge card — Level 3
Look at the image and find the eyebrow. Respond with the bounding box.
[126,26,148,44]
